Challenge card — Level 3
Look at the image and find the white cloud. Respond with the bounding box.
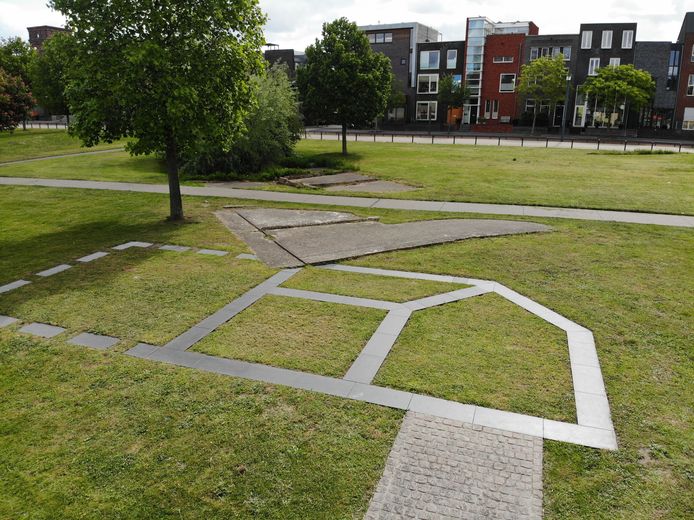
[0,0,686,51]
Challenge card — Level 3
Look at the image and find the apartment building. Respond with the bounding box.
[414,40,466,125]
[634,42,680,129]
[26,25,69,50]
[674,13,694,130]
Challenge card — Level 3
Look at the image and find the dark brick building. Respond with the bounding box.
[414,40,465,126]
[27,25,69,50]
[263,48,306,79]
[634,41,680,129]
[674,13,694,130]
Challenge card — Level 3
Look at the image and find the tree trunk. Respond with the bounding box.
[623,100,629,137]
[341,123,348,155]
[531,105,537,135]
[165,134,184,221]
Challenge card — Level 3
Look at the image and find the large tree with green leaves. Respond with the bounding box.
[517,54,568,134]
[0,37,36,86]
[0,68,35,131]
[298,18,392,155]
[581,64,654,133]
[50,0,266,220]
[437,75,470,130]
[29,32,76,120]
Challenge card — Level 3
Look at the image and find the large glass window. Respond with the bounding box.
[609,57,620,67]
[384,33,393,43]
[667,48,681,90]
[447,49,457,69]
[688,74,694,96]
[499,73,516,92]
[493,56,514,63]
[601,30,613,49]
[416,101,438,120]
[417,74,439,94]
[581,31,593,49]
[588,58,600,76]
[420,50,440,69]
[375,33,384,44]
[622,30,634,49]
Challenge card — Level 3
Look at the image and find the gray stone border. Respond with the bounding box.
[1,240,617,450]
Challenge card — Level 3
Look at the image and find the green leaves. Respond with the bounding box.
[0,68,35,131]
[581,64,655,109]
[517,54,568,106]
[29,32,76,116]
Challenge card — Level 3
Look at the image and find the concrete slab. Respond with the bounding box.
[283,171,376,188]
[0,279,31,294]
[235,207,370,230]
[267,287,399,311]
[575,392,614,430]
[543,420,617,450]
[159,245,191,252]
[325,180,418,193]
[473,406,544,437]
[36,264,71,277]
[19,322,65,338]
[76,252,109,263]
[343,354,385,384]
[407,394,476,423]
[236,253,258,260]
[348,383,413,409]
[0,315,19,328]
[68,332,119,350]
[112,241,152,250]
[271,219,550,265]
[197,249,229,256]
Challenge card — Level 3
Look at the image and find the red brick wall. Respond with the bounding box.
[480,34,525,124]
[675,33,694,126]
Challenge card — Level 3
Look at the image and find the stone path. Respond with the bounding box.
[0,148,124,166]
[1,177,692,228]
[365,412,543,520]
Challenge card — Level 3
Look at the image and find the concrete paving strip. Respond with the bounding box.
[234,207,371,230]
[2,177,691,227]
[281,171,376,187]
[0,279,31,294]
[112,241,153,250]
[76,251,109,263]
[269,219,551,264]
[68,332,119,350]
[36,264,72,277]
[19,322,66,338]
[325,180,418,193]
[0,315,19,327]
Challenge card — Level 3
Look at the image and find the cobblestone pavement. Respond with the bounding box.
[365,412,543,519]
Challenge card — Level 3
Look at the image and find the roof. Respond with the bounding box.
[27,25,68,31]
[678,12,694,43]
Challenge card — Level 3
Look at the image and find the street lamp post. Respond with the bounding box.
[560,74,572,141]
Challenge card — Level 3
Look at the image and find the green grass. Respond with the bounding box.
[193,295,386,377]
[1,184,692,518]
[281,266,467,302]
[374,293,575,422]
[0,250,275,345]
[0,330,402,519]
[0,129,128,162]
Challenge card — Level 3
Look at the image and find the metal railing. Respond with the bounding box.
[21,121,68,130]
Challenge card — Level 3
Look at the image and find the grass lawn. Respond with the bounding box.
[374,293,575,422]
[193,295,386,377]
[0,129,128,162]
[0,250,275,345]
[281,266,467,302]
[0,330,402,519]
[1,184,692,518]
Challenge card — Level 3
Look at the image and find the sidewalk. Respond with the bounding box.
[1,176,692,228]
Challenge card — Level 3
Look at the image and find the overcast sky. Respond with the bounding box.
[1,0,689,50]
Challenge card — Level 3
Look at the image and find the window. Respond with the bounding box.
[691,44,694,62]
[588,57,600,76]
[375,33,384,44]
[667,49,681,90]
[530,48,539,60]
[484,100,491,119]
[417,74,439,94]
[553,46,571,60]
[384,33,393,43]
[499,73,516,92]
[601,30,613,49]
[683,108,694,130]
[416,101,438,120]
[525,98,536,112]
[492,99,499,119]
[368,32,392,44]
[622,30,634,49]
[493,56,514,63]
[530,47,572,61]
[688,74,694,96]
[581,31,593,49]
[452,74,462,86]
[420,50,440,69]
[400,57,407,66]
[609,57,620,67]
[447,49,457,68]
[368,34,375,44]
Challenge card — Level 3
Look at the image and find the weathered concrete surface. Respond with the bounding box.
[270,219,550,264]
[235,207,370,230]
[325,180,418,193]
[282,171,377,187]
[215,211,303,268]
[207,181,270,189]
[365,412,543,519]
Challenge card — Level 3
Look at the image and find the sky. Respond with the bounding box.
[0,0,689,51]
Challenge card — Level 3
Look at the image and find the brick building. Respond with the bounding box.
[674,13,694,130]
[27,25,69,50]
[414,40,466,125]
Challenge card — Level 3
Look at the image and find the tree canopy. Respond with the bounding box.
[437,75,470,129]
[29,32,76,118]
[0,37,36,86]
[517,54,568,133]
[297,18,392,154]
[50,0,266,220]
[0,68,35,131]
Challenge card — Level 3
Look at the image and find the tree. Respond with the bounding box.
[581,64,654,134]
[437,75,470,130]
[182,63,302,176]
[50,0,266,221]
[0,68,35,131]
[298,18,392,155]
[30,32,76,120]
[517,54,568,134]
[0,37,36,86]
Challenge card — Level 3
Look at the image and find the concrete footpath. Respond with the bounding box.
[1,176,692,228]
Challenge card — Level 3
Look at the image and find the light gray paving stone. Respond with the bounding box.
[19,322,65,338]
[0,315,19,327]
[473,406,544,437]
[0,279,31,294]
[375,312,411,335]
[404,286,490,310]
[197,248,229,256]
[267,287,399,311]
[125,343,160,359]
[159,244,191,252]
[343,354,385,384]
[112,241,152,250]
[289,372,356,398]
[408,394,476,423]
[543,420,617,450]
[36,264,71,277]
[68,332,119,350]
[76,251,109,263]
[571,364,607,396]
[361,331,400,358]
[318,264,459,284]
[348,383,413,409]
[192,354,253,378]
[236,253,258,260]
[575,392,614,430]
[568,332,601,368]
[163,326,212,351]
[494,284,586,332]
[148,346,207,368]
